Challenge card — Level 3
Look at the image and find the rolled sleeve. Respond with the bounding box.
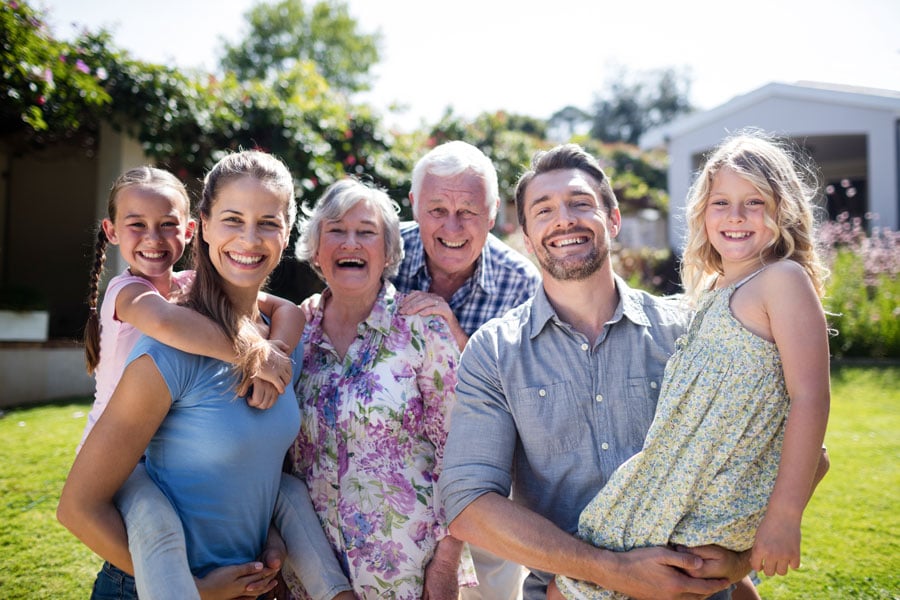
[439,327,516,523]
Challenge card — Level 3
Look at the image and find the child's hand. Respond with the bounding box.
[195,561,278,600]
[255,340,291,394]
[750,512,801,576]
[246,380,281,410]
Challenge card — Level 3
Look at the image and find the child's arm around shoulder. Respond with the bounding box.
[257,291,304,353]
[752,260,831,577]
[114,280,237,363]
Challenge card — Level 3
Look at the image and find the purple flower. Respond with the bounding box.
[74,59,90,74]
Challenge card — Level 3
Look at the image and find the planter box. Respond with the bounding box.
[0,310,49,342]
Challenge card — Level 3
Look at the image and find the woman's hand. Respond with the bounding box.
[194,561,279,600]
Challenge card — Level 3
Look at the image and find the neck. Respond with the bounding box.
[324,283,381,324]
[426,258,476,301]
[223,283,262,319]
[542,264,619,342]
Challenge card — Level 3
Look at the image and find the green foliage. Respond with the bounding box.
[589,66,693,144]
[818,214,900,358]
[0,0,110,144]
[220,0,380,93]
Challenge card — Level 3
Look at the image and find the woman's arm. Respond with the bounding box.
[752,263,831,576]
[57,355,171,573]
[258,292,305,352]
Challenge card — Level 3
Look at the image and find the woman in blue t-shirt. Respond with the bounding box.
[58,151,353,600]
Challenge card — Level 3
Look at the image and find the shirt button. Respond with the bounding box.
[595,394,603,403]
[650,381,658,389]
[601,442,609,450]
[539,389,546,397]
[581,343,589,351]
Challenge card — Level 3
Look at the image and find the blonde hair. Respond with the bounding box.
[681,130,828,302]
[187,150,296,391]
[83,167,191,375]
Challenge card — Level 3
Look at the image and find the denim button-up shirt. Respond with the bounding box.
[440,278,690,595]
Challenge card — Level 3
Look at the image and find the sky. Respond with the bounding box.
[36,0,900,132]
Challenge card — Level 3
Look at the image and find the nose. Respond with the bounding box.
[239,224,261,245]
[727,203,745,222]
[555,203,577,228]
[340,231,361,248]
[444,212,463,232]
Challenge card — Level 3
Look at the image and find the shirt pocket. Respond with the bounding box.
[512,381,592,457]
[623,376,663,449]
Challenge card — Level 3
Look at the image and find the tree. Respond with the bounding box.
[589,67,693,145]
[219,0,380,93]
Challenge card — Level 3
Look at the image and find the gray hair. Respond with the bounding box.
[410,141,499,220]
[296,178,404,280]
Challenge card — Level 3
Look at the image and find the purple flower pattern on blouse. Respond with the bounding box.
[285,282,474,599]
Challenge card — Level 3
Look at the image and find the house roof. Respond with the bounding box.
[640,81,900,149]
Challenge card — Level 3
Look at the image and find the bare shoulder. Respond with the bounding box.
[758,259,813,291]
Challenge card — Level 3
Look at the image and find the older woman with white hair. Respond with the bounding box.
[284,178,476,600]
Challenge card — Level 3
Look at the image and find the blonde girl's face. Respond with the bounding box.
[102,187,195,281]
[201,176,290,293]
[704,167,776,274]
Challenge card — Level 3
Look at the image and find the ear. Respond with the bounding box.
[101,219,119,245]
[522,227,535,255]
[184,219,196,243]
[488,199,499,230]
[408,192,418,221]
[607,208,622,239]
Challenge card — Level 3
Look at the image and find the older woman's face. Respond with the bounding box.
[201,176,289,293]
[315,199,387,297]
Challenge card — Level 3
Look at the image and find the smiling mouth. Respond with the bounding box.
[722,231,752,240]
[138,250,168,260]
[336,258,366,268]
[439,238,467,249]
[227,252,264,265]
[548,235,589,248]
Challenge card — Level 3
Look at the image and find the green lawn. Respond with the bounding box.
[0,366,897,599]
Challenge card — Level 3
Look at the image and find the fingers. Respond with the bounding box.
[247,380,279,410]
[399,292,448,316]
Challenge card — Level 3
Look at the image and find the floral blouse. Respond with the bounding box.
[285,282,475,599]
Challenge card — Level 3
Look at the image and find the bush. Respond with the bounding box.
[818,213,900,358]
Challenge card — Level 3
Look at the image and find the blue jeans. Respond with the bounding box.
[90,561,137,600]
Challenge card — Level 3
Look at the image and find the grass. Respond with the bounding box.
[1,367,898,599]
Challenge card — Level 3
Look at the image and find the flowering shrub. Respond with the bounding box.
[818,213,900,358]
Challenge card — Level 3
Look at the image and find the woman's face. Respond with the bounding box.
[201,176,290,293]
[315,199,387,298]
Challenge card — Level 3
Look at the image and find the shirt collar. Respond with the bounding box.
[311,281,397,338]
[528,275,652,339]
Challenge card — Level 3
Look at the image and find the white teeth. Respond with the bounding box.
[440,239,466,248]
[337,258,365,266]
[723,232,751,239]
[227,252,263,265]
[140,251,166,259]
[553,237,586,247]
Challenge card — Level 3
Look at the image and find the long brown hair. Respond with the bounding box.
[186,150,296,389]
[83,167,191,374]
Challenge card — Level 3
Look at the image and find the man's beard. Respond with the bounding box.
[535,239,608,281]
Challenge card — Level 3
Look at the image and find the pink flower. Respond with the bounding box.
[74,60,90,74]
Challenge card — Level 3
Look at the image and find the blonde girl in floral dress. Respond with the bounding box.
[554,131,831,599]
[285,178,476,600]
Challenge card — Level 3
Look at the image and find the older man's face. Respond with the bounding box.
[413,171,496,281]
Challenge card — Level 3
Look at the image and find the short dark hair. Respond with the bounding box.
[514,144,618,231]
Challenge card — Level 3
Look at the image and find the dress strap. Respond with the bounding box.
[734,263,774,289]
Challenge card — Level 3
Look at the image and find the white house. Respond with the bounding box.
[641,81,900,250]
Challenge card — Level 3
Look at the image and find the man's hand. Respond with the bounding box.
[607,546,730,600]
[399,291,468,349]
[678,544,752,583]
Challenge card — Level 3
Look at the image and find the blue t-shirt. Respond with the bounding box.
[126,336,302,577]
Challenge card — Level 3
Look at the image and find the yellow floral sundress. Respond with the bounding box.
[558,267,789,599]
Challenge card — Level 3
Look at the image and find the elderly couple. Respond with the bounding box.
[59,141,816,600]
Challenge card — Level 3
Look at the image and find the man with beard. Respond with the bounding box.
[437,144,749,599]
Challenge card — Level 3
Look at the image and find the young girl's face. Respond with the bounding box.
[201,176,290,294]
[704,167,775,272]
[102,187,194,280]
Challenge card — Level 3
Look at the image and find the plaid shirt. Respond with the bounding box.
[391,222,541,336]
